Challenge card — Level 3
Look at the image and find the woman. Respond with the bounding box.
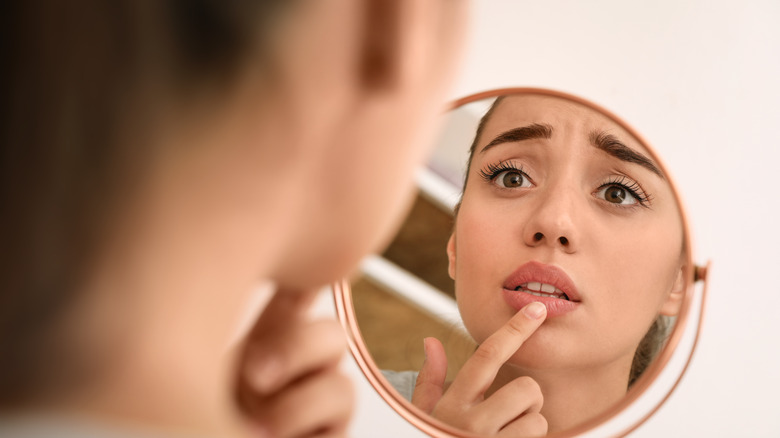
[0,1,466,437]
[412,93,685,436]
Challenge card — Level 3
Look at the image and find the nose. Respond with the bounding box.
[522,192,579,254]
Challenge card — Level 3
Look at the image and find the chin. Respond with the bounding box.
[275,246,361,291]
[508,340,580,371]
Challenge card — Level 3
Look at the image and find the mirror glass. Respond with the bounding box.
[338,88,698,437]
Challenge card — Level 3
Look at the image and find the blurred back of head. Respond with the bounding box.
[0,0,294,408]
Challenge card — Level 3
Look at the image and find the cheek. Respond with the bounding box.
[614,216,681,296]
[590,214,683,332]
[327,144,421,248]
[452,205,518,343]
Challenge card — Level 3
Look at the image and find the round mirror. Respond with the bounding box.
[334,88,708,437]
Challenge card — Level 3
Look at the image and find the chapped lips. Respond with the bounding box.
[502,261,581,303]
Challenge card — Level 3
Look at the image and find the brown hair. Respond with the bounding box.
[455,95,671,388]
[0,1,296,407]
[452,95,506,216]
[628,316,671,387]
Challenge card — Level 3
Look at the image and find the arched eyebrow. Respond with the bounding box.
[589,131,664,178]
[479,123,553,153]
[479,124,664,179]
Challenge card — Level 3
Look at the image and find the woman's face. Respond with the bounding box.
[448,95,685,371]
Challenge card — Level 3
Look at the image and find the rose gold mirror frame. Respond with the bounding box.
[333,88,710,438]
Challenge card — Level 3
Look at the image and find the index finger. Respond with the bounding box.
[447,302,547,401]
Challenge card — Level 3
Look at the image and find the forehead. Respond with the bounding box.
[481,94,653,156]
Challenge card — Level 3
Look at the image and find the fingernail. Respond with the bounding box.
[522,302,546,320]
[249,356,282,393]
[423,338,430,360]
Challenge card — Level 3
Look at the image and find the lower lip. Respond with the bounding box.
[502,288,580,318]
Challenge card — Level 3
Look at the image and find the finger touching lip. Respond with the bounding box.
[502,261,581,317]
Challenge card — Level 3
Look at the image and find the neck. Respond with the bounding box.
[489,356,632,434]
[45,338,247,438]
[39,252,273,438]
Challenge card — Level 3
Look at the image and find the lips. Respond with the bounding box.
[501,261,581,317]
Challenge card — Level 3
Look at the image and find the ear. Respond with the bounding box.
[359,0,466,91]
[446,233,456,280]
[360,0,400,90]
[659,266,686,317]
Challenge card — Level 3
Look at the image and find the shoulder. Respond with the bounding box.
[380,369,420,402]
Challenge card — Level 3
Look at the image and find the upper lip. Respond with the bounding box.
[502,261,582,302]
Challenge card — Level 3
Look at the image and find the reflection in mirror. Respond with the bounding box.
[346,89,694,437]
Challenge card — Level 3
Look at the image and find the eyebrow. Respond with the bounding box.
[479,123,663,179]
[589,131,663,178]
[479,123,553,153]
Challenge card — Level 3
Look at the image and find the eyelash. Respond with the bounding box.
[478,160,530,183]
[478,160,653,207]
[597,176,652,207]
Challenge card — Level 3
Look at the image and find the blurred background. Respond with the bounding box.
[328,1,780,436]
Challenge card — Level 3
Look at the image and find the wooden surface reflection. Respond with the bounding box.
[381,192,455,298]
[351,276,475,382]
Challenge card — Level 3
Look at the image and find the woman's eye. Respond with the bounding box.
[597,184,638,205]
[478,162,535,190]
[495,170,532,189]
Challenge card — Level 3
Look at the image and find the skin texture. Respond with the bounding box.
[36,1,467,437]
[413,94,685,435]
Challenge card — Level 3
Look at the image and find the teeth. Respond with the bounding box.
[526,291,550,298]
[512,282,568,300]
[517,282,562,294]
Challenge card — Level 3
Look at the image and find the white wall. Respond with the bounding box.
[340,1,780,436]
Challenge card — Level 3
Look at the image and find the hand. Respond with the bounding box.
[412,302,548,437]
[236,287,353,438]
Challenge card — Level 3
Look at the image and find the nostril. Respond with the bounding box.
[533,232,544,241]
[559,236,569,245]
